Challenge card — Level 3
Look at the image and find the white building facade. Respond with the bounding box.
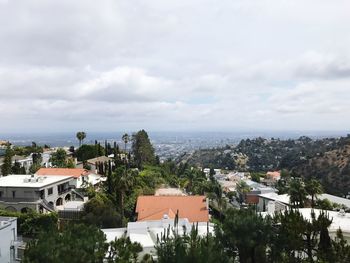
[0,174,76,213]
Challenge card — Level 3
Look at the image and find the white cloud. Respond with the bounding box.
[0,0,350,133]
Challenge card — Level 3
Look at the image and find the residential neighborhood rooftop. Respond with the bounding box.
[0,174,72,188]
[102,218,214,256]
[258,192,290,205]
[136,195,209,222]
[36,168,89,178]
[86,156,112,164]
[318,193,350,208]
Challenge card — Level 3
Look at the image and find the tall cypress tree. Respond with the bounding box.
[1,144,13,176]
[131,130,155,168]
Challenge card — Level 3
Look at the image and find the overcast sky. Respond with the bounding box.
[1,0,350,133]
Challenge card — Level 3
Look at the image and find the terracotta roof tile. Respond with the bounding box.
[36,168,88,178]
[136,195,209,223]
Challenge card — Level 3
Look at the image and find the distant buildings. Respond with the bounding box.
[257,192,290,212]
[0,155,33,176]
[84,156,113,172]
[135,195,209,223]
[244,179,276,204]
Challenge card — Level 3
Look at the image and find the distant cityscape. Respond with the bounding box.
[0,131,347,160]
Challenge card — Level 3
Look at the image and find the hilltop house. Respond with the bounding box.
[35,168,103,188]
[78,156,113,173]
[135,195,209,223]
[0,174,77,213]
[257,192,291,212]
[244,179,276,204]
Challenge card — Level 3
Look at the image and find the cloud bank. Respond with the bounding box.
[0,0,350,133]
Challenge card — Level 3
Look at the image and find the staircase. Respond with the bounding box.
[40,199,55,212]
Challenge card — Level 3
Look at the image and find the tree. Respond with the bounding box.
[332,229,350,263]
[107,233,143,263]
[271,209,333,262]
[76,131,87,146]
[132,130,155,168]
[216,208,271,263]
[114,167,136,223]
[82,194,122,228]
[1,144,13,176]
[305,178,323,207]
[50,148,68,168]
[23,223,108,263]
[289,178,307,208]
[156,224,229,263]
[12,161,26,174]
[236,181,250,204]
[122,133,129,153]
[76,144,105,162]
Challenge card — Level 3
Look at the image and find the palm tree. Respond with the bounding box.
[236,181,250,204]
[121,133,129,166]
[76,131,86,146]
[289,178,307,208]
[113,168,135,222]
[305,178,323,207]
[122,133,129,153]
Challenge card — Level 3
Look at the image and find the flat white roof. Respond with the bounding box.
[258,192,290,204]
[102,218,214,250]
[57,201,85,211]
[318,194,350,208]
[298,208,350,234]
[0,174,72,188]
[261,208,350,235]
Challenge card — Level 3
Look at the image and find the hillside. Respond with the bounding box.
[179,135,350,196]
[180,136,350,171]
[292,145,350,196]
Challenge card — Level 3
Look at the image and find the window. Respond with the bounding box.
[12,191,16,198]
[0,191,2,198]
[48,187,53,195]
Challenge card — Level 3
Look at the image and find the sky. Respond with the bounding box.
[0,0,350,133]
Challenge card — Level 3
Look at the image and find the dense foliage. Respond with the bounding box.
[156,208,350,263]
[23,224,108,263]
[0,209,57,237]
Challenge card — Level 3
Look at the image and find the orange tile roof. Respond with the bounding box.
[36,168,89,178]
[266,171,281,179]
[136,195,209,223]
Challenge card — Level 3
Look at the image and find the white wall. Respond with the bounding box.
[0,218,17,263]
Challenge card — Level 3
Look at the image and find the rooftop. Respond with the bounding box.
[12,155,31,162]
[136,195,209,223]
[0,174,72,188]
[318,194,350,208]
[36,168,89,178]
[86,156,112,164]
[297,208,350,234]
[102,218,214,254]
[266,171,281,179]
[155,188,186,196]
[258,192,290,205]
[57,201,86,211]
